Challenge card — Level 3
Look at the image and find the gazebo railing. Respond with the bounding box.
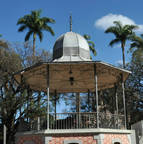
[49,112,97,129]
[99,112,125,129]
[18,112,125,131]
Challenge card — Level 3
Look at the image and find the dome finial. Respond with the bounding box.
[70,13,72,31]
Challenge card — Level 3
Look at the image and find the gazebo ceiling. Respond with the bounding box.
[13,61,131,93]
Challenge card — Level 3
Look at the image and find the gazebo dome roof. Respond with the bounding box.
[53,31,91,62]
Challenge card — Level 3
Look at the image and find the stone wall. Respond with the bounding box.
[49,135,96,144]
[16,135,43,144]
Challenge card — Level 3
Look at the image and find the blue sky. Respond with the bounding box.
[0,0,142,65]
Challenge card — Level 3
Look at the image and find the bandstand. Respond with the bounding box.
[15,31,136,144]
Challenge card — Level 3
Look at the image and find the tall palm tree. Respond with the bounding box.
[83,34,97,59]
[130,34,143,61]
[105,21,138,68]
[17,9,55,57]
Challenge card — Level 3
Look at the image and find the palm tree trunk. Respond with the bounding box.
[33,33,36,57]
[121,41,126,68]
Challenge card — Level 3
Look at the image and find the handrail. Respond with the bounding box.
[18,112,125,131]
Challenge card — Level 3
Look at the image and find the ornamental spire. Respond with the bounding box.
[70,14,72,31]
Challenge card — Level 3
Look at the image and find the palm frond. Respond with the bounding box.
[83,34,97,57]
[109,38,121,47]
[132,36,143,44]
[127,25,138,30]
[83,34,91,40]
[105,27,120,37]
[130,43,139,51]
[129,34,143,56]
[89,46,97,56]
[105,26,117,33]
[123,25,138,36]
[132,48,143,61]
[25,31,33,41]
[42,17,55,23]
[17,18,26,25]
[44,25,55,35]
[113,21,122,30]
[31,9,41,18]
[88,41,95,47]
[18,25,27,32]
[37,31,43,42]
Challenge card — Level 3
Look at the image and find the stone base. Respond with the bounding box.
[16,129,136,144]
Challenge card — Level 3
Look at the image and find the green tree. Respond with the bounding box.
[0,43,51,144]
[14,41,52,67]
[83,34,97,59]
[105,21,138,68]
[130,34,143,61]
[0,46,22,144]
[0,34,8,48]
[125,53,143,126]
[17,9,55,57]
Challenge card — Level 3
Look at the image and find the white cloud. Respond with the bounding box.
[95,14,143,33]
[113,44,121,48]
[116,59,128,65]
[116,60,123,65]
[136,25,143,33]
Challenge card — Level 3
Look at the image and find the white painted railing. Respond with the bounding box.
[18,112,125,131]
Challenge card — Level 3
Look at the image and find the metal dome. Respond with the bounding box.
[53,32,91,62]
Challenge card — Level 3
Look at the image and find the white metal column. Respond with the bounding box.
[3,124,6,144]
[122,81,127,129]
[47,65,50,130]
[94,64,99,128]
[121,74,127,129]
[37,117,40,130]
[115,85,119,128]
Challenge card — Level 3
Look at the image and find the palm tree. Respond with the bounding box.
[17,9,55,57]
[83,34,97,59]
[105,21,138,68]
[130,34,143,61]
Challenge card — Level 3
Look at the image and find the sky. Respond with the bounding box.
[0,0,143,65]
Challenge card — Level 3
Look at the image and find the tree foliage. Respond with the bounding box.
[0,46,22,85]
[0,13,142,144]
[105,21,138,68]
[0,42,51,144]
[130,34,143,62]
[17,9,55,57]
[0,46,23,143]
[0,35,8,48]
[14,41,52,67]
[125,54,143,125]
[83,34,97,59]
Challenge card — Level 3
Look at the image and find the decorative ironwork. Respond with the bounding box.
[99,113,125,129]
[18,112,125,131]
